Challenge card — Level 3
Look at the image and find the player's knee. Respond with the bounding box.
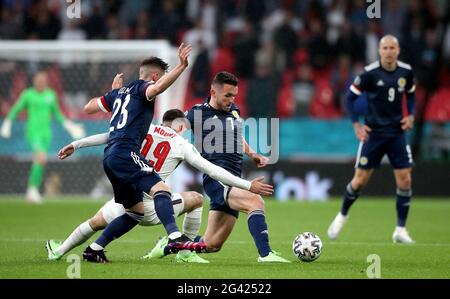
[245,194,264,213]
[150,181,170,196]
[397,175,411,189]
[126,211,144,223]
[352,176,368,190]
[89,214,106,231]
[191,192,204,208]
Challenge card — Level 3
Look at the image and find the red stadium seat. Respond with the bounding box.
[277,81,295,118]
[425,88,450,121]
[234,78,247,118]
[309,82,343,119]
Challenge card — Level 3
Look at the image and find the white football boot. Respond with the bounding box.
[327,212,348,240]
[26,186,42,204]
[392,227,415,244]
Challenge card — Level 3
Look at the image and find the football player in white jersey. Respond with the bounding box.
[46,109,273,263]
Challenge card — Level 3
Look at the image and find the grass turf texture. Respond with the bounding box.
[0,197,449,279]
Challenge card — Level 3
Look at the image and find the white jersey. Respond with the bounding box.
[140,124,197,181]
[139,124,251,191]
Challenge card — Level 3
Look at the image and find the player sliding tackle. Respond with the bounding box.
[47,109,273,263]
[146,72,290,263]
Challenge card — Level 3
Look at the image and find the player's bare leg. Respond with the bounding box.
[328,168,374,240]
[392,168,415,243]
[203,210,236,252]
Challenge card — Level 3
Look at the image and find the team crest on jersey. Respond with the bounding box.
[354,76,361,85]
[359,157,368,166]
[397,77,406,92]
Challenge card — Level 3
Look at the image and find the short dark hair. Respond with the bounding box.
[140,57,169,72]
[162,109,186,123]
[212,71,238,86]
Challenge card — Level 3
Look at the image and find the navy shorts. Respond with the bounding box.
[103,150,162,209]
[203,176,239,219]
[355,133,413,169]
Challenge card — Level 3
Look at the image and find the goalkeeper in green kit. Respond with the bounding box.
[0,71,85,203]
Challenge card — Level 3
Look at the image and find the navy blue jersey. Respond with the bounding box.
[350,61,416,135]
[186,98,243,176]
[99,79,155,153]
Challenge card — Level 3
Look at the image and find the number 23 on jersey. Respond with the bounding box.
[109,94,130,132]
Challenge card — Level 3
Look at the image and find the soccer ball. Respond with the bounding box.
[292,232,323,262]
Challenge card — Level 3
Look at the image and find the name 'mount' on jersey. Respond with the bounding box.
[98,79,155,150]
[186,100,243,176]
[350,60,416,135]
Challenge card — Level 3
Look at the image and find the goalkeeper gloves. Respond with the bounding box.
[63,120,86,139]
[0,119,11,138]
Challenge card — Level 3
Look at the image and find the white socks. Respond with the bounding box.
[182,207,203,240]
[57,221,95,255]
[168,232,182,240]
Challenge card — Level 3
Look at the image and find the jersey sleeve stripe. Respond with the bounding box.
[350,84,363,96]
[97,96,110,112]
[407,84,416,93]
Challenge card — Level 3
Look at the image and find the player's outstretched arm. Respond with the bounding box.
[58,133,109,160]
[185,145,273,195]
[1,91,28,138]
[145,43,192,100]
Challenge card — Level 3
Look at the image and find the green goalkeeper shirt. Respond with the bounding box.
[6,88,65,138]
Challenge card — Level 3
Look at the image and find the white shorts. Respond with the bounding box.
[100,192,185,226]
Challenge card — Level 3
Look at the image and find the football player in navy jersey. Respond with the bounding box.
[179,72,289,262]
[80,44,206,263]
[328,35,416,244]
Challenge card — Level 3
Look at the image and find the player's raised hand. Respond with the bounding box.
[401,116,414,131]
[353,123,371,142]
[249,176,274,196]
[58,144,75,160]
[178,43,192,68]
[112,73,124,90]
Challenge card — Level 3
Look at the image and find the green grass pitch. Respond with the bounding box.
[0,197,449,279]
